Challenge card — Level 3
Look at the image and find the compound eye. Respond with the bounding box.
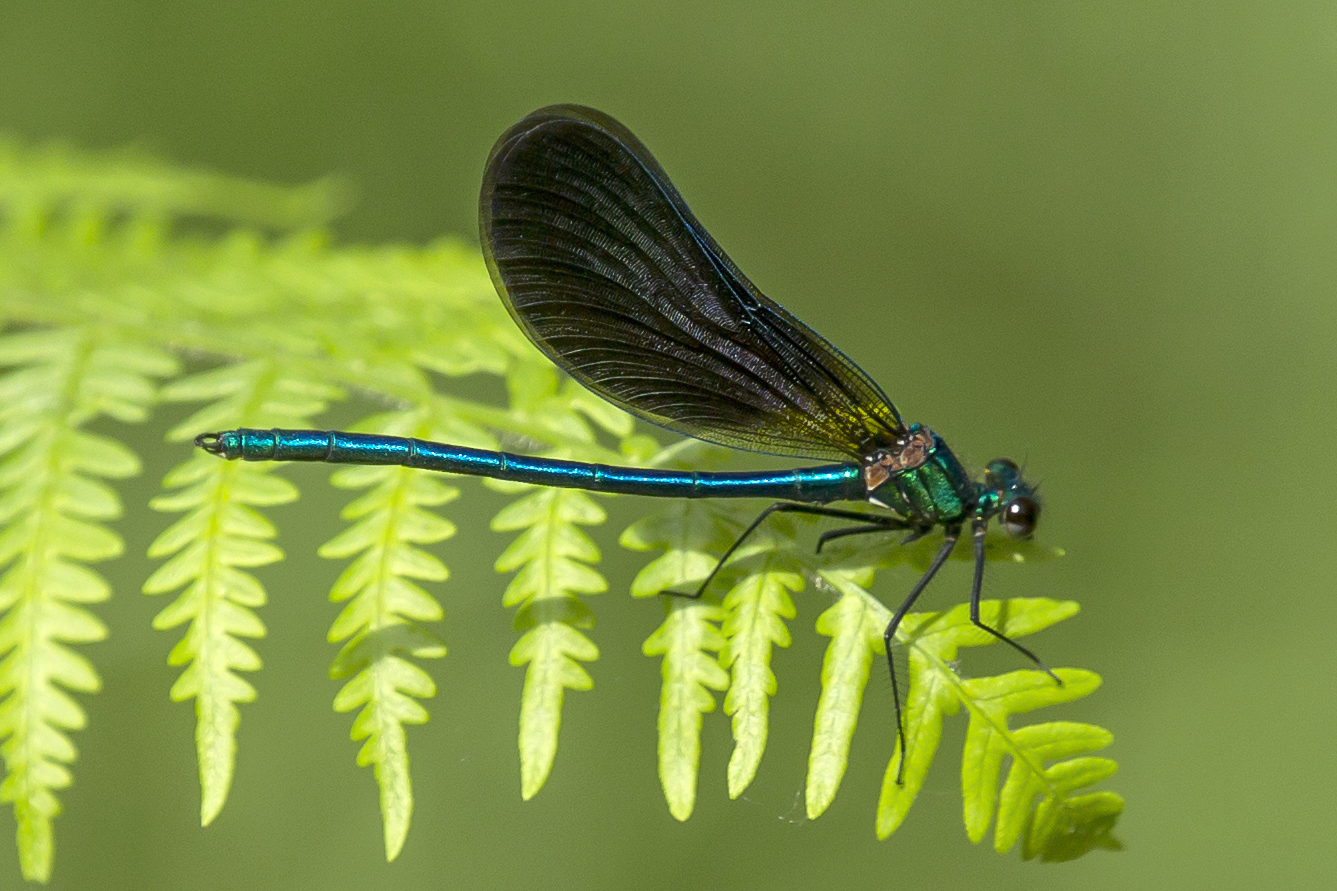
[985,457,1020,487]
[1002,496,1039,537]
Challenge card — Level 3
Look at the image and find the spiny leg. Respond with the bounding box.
[968,521,1061,684]
[814,519,914,554]
[884,526,960,785]
[671,502,908,600]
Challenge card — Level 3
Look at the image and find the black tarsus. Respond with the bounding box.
[882,527,960,785]
[815,522,905,553]
[966,521,1061,684]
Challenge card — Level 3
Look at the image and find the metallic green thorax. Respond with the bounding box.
[863,424,981,526]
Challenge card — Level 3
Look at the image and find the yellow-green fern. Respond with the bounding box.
[0,135,1122,882]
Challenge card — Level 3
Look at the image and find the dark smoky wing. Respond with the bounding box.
[480,105,904,460]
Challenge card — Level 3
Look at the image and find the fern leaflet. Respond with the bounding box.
[319,409,455,860]
[804,566,885,817]
[0,327,174,881]
[718,525,803,798]
[623,499,751,819]
[146,361,339,825]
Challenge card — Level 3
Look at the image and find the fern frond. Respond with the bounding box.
[0,136,1121,875]
[482,363,652,801]
[622,499,748,819]
[0,135,347,231]
[0,327,174,881]
[718,531,803,798]
[491,477,607,800]
[806,565,1121,859]
[640,596,728,822]
[804,566,885,818]
[962,674,1122,860]
[318,409,454,861]
[146,361,338,826]
[624,508,1118,851]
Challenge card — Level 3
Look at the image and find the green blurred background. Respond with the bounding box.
[3,1,1335,888]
